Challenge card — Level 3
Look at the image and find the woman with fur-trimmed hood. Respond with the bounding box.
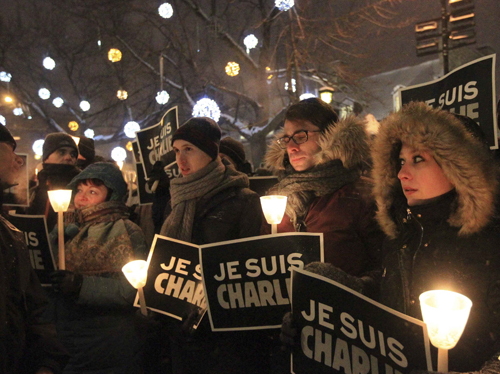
[372,101,500,373]
[264,98,384,289]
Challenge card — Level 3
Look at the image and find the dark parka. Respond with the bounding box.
[264,116,384,280]
[372,102,500,373]
[0,210,68,373]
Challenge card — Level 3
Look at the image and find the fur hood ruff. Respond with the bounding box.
[264,115,370,173]
[372,102,498,238]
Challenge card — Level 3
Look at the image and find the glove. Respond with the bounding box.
[181,308,202,336]
[280,311,298,349]
[50,270,83,298]
[147,161,169,191]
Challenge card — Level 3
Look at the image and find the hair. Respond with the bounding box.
[77,178,113,201]
[284,98,339,131]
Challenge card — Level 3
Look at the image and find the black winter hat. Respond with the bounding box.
[220,137,246,166]
[78,136,95,161]
[43,133,78,162]
[0,125,16,150]
[171,117,221,160]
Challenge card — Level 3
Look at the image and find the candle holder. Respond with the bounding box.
[122,260,149,316]
[47,189,72,270]
[260,195,287,235]
[419,290,472,372]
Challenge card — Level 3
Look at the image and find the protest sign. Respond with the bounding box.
[398,54,497,149]
[291,268,432,374]
[201,233,323,331]
[3,154,29,207]
[135,106,179,179]
[8,212,56,286]
[248,176,278,196]
[139,235,206,325]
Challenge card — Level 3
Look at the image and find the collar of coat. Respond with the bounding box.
[264,115,371,174]
[372,103,499,239]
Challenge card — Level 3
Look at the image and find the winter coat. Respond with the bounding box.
[160,163,266,374]
[26,163,80,230]
[264,116,384,282]
[51,203,148,374]
[372,102,500,372]
[0,211,68,373]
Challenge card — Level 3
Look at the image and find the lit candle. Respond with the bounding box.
[420,290,472,372]
[122,260,149,316]
[260,195,287,235]
[47,189,72,270]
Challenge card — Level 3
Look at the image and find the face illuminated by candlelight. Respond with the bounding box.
[74,179,109,209]
[398,143,454,206]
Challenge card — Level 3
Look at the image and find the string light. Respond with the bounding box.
[68,121,79,131]
[108,48,122,62]
[117,89,128,100]
[126,141,133,151]
[158,3,174,18]
[43,57,56,70]
[275,0,294,11]
[4,96,13,103]
[192,98,221,123]
[52,97,64,108]
[84,129,95,139]
[13,107,23,116]
[80,100,90,111]
[32,139,44,155]
[156,90,170,105]
[225,62,240,76]
[0,115,5,126]
[243,34,258,54]
[111,147,127,162]
[38,88,51,100]
[124,121,140,138]
[0,72,12,82]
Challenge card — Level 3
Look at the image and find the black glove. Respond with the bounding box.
[50,270,83,297]
[304,262,365,294]
[280,311,298,349]
[147,161,169,191]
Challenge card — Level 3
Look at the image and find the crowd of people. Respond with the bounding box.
[1,97,500,374]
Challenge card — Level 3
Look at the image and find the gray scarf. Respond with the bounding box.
[160,158,249,241]
[271,159,359,227]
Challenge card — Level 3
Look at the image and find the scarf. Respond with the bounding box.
[271,159,359,226]
[65,201,136,275]
[160,159,249,242]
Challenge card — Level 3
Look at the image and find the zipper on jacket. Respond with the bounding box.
[399,207,424,313]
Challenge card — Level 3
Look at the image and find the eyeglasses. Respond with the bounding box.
[276,130,321,149]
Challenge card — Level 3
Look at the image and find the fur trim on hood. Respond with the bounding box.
[264,115,371,172]
[372,101,498,238]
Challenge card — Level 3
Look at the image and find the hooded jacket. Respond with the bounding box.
[264,116,384,280]
[372,102,500,372]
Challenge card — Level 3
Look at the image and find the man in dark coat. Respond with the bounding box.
[0,125,68,374]
[264,98,384,292]
[26,133,80,230]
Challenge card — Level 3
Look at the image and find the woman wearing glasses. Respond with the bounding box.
[264,98,384,295]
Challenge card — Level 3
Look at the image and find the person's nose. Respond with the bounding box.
[398,164,412,180]
[287,139,300,153]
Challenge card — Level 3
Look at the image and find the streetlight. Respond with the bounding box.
[47,189,72,270]
[419,290,472,372]
[260,195,287,235]
[122,260,149,316]
[319,86,335,104]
